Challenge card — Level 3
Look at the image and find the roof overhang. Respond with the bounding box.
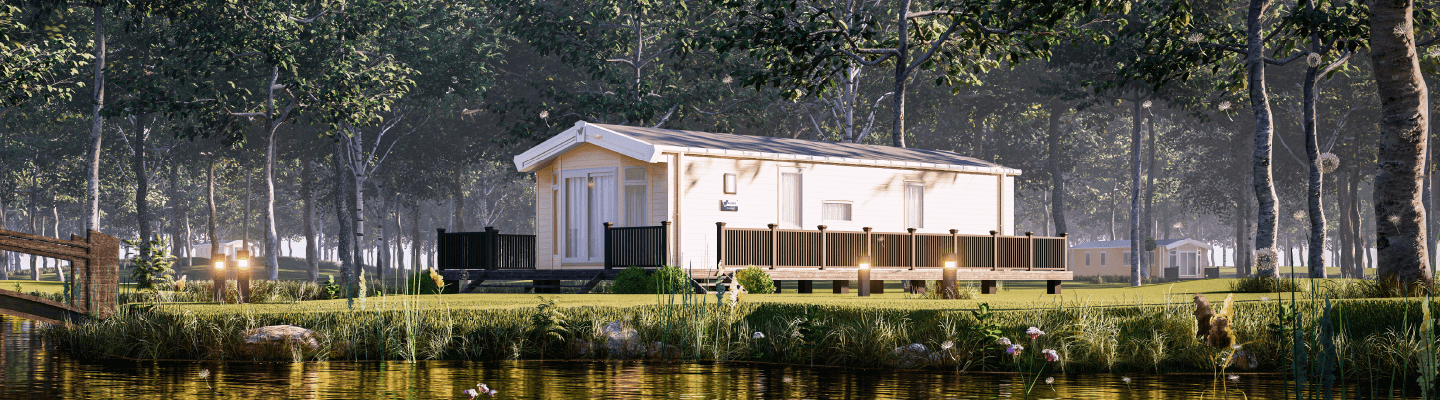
[1162,239,1214,251]
[514,121,1022,175]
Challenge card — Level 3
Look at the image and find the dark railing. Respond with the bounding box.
[715,223,1068,270]
[604,221,670,269]
[436,227,536,270]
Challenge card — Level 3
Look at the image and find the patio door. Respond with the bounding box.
[563,169,616,263]
[1177,251,1199,276]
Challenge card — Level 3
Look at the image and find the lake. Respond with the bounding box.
[0,315,1413,399]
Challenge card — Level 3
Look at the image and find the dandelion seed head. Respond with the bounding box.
[1254,248,1279,270]
[1046,376,1055,384]
[941,341,954,351]
[1228,374,1240,382]
[1428,46,1440,58]
[1142,100,1153,109]
[1317,153,1340,173]
[1186,33,1204,43]
[1218,101,1232,111]
[198,369,210,379]
[1306,53,1323,68]
[1293,210,1307,221]
[539,110,549,120]
[722,75,733,84]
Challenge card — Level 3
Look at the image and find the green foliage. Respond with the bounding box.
[530,296,570,348]
[612,266,652,294]
[323,275,341,300]
[406,269,445,295]
[652,265,690,295]
[123,237,177,293]
[734,266,774,294]
[1230,275,1307,293]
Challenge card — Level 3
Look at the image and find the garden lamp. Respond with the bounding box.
[212,252,227,303]
[236,249,251,304]
[941,252,958,300]
[857,255,872,297]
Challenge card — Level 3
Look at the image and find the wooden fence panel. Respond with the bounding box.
[724,229,770,267]
[607,226,666,268]
[776,230,822,267]
[716,225,1066,273]
[914,234,953,269]
[957,235,994,269]
[497,235,537,269]
[870,233,910,268]
[825,231,867,267]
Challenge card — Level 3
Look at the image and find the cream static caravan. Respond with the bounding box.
[513,121,1031,271]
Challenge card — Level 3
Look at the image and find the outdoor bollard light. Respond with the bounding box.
[941,252,959,300]
[236,250,251,304]
[857,256,872,297]
[212,253,227,303]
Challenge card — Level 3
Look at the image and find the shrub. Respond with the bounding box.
[406,269,447,295]
[652,265,691,294]
[123,237,176,293]
[734,266,775,294]
[612,266,651,294]
[1229,275,1307,293]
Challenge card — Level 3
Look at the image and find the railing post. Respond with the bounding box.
[768,223,778,269]
[436,229,447,269]
[1061,233,1070,270]
[907,228,917,270]
[990,230,999,271]
[660,221,672,267]
[817,225,828,270]
[603,222,614,270]
[1026,231,1034,271]
[716,222,726,270]
[485,227,499,270]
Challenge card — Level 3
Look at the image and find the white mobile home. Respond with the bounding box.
[514,121,1025,271]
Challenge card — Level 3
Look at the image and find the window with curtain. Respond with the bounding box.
[822,201,852,222]
[1100,252,1107,266]
[780,172,802,229]
[624,167,647,226]
[1085,252,1091,266]
[905,182,924,229]
[564,177,586,258]
[1123,251,1131,266]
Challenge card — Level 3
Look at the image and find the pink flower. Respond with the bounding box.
[1006,344,1024,356]
[1042,349,1059,362]
[463,388,479,399]
[1026,327,1045,341]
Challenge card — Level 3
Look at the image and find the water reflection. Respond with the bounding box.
[0,315,1411,399]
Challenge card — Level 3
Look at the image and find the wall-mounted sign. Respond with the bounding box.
[720,199,739,212]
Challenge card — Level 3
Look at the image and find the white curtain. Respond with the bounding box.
[905,183,924,229]
[587,174,616,260]
[781,173,802,229]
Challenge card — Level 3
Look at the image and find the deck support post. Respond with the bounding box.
[485,227,499,270]
[1047,280,1062,295]
[831,280,849,294]
[942,265,957,299]
[871,279,885,294]
[817,225,827,270]
[990,230,1000,271]
[1026,231,1034,271]
[858,268,871,297]
[798,280,813,293]
[981,279,998,294]
[768,223,778,269]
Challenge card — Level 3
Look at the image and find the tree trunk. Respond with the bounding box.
[1130,98,1142,286]
[1303,56,1328,278]
[1371,0,1431,283]
[262,65,282,280]
[84,6,105,232]
[168,162,182,262]
[1,199,8,279]
[1047,104,1067,236]
[29,164,39,280]
[411,202,421,272]
[206,158,219,261]
[1244,0,1281,278]
[304,155,319,282]
[395,202,405,272]
[1347,171,1359,277]
[1339,173,1354,277]
[1142,112,1158,278]
[452,180,465,232]
[890,0,911,148]
[133,115,153,252]
[333,140,355,288]
[373,182,388,284]
[51,204,64,282]
[351,151,366,282]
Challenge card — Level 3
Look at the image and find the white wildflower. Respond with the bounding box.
[722,75,733,84]
[1218,101,1232,111]
[1228,374,1241,382]
[752,332,765,339]
[1142,100,1152,109]
[539,110,549,120]
[1045,376,1055,384]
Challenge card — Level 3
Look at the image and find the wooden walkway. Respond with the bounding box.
[0,229,119,324]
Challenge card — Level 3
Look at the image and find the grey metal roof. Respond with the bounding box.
[1071,239,1196,249]
[593,124,1014,172]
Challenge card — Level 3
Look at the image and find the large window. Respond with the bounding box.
[905,182,924,229]
[780,172,802,229]
[624,167,647,226]
[564,169,616,262]
[1100,252,1107,266]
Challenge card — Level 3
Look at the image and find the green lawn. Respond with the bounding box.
[149,278,1298,315]
[173,256,346,281]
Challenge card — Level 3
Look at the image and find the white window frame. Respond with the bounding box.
[723,173,737,194]
[561,167,618,263]
[821,201,854,222]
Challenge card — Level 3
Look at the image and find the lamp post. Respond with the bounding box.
[941,252,958,300]
[212,252,227,303]
[857,256,872,297]
[236,249,251,303]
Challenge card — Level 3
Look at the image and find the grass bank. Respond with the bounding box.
[34,277,1436,381]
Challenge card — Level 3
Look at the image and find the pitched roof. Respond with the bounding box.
[513,121,1020,174]
[1071,239,1213,251]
